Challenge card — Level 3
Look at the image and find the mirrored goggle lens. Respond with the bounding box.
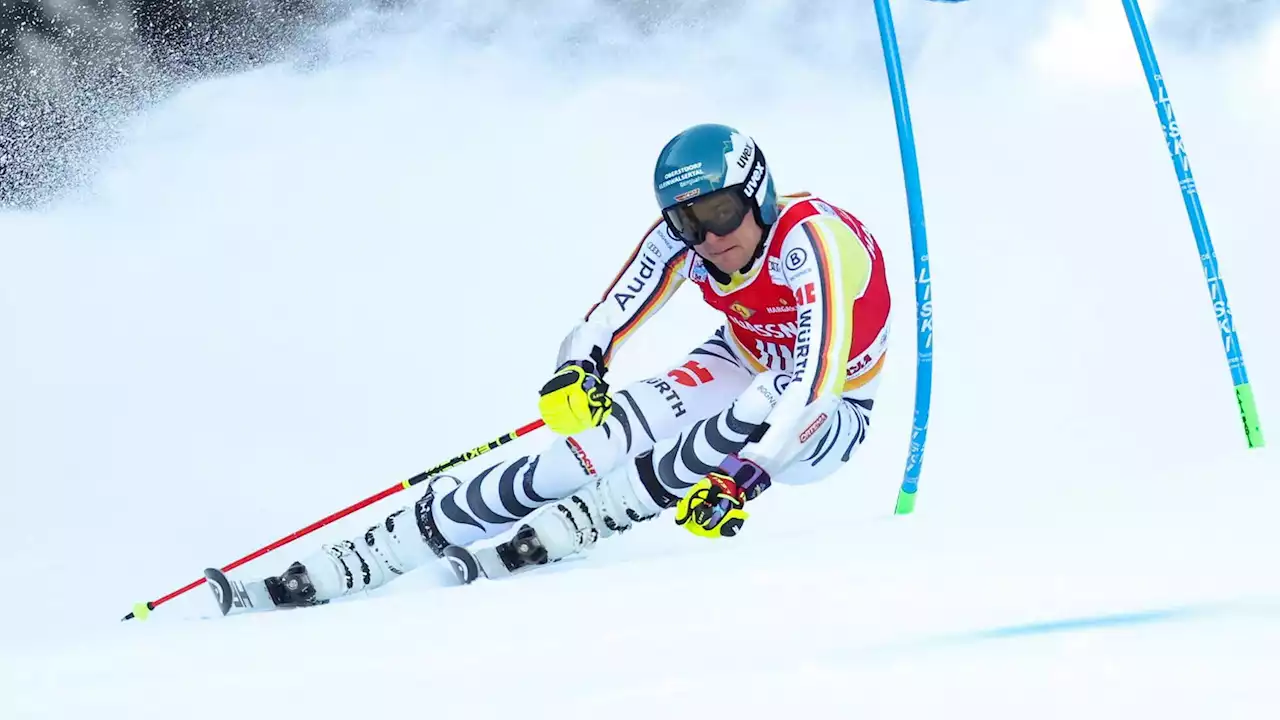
[663,205,700,244]
[664,189,750,245]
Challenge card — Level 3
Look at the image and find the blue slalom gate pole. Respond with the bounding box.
[873,0,935,514]
[1121,0,1265,449]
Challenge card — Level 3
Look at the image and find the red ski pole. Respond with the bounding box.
[122,419,545,621]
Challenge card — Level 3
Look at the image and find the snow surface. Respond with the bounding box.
[2,1,1279,718]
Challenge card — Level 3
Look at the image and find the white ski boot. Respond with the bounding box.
[457,465,663,581]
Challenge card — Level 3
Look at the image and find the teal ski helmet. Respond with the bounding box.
[653,123,778,247]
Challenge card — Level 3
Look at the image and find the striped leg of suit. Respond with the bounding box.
[287,370,877,605]
[430,332,756,548]
[506,368,786,564]
[266,333,759,604]
[771,372,882,487]
[626,369,784,510]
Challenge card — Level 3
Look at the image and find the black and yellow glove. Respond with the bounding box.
[538,357,613,436]
[675,455,773,538]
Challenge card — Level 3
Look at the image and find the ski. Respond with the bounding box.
[202,524,565,616]
[442,525,560,584]
[442,545,483,584]
[203,567,276,617]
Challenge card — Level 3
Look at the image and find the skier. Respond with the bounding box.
[214,123,892,613]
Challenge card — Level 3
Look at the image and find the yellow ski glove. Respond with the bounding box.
[675,456,772,538]
[537,360,613,436]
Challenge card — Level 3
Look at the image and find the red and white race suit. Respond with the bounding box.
[557,193,891,478]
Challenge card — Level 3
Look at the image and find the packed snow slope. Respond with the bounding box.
[2,1,1279,717]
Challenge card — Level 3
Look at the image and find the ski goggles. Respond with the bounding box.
[662,187,752,247]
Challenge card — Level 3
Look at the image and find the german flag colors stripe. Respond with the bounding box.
[799,217,873,404]
[604,253,687,365]
[585,219,663,320]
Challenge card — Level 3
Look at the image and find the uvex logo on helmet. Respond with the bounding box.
[743,158,766,200]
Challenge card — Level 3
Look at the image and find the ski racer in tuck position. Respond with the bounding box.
[215,122,893,612]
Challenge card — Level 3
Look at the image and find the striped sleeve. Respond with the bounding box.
[554,221,689,370]
[739,214,873,472]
